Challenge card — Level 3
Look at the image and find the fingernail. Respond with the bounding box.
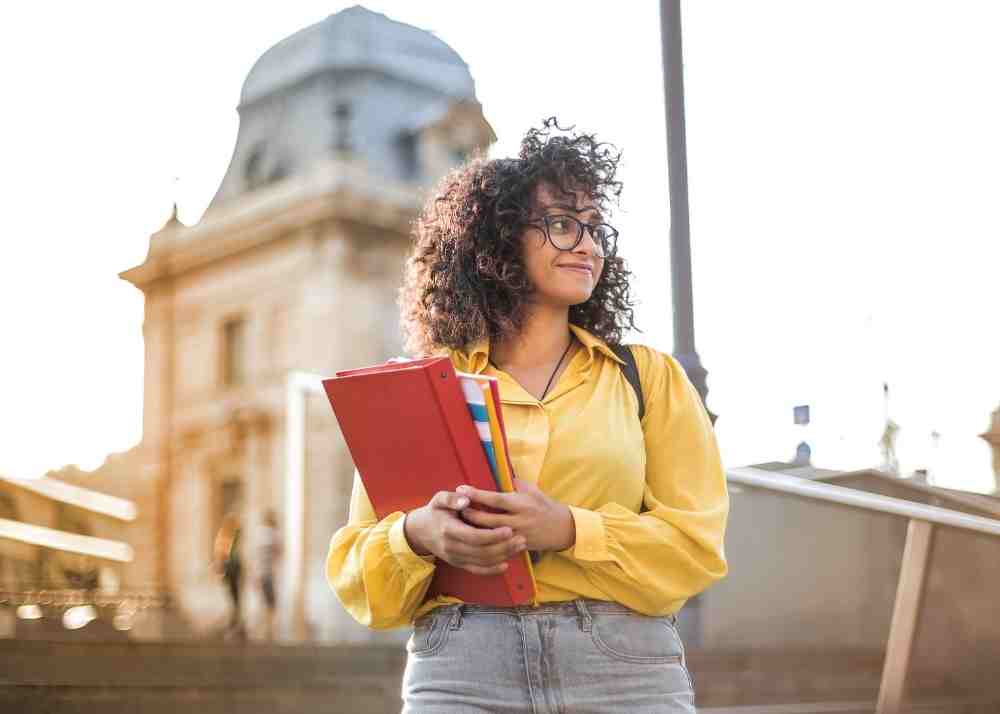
[456,497,469,508]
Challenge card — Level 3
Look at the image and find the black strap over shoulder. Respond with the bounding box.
[609,344,644,422]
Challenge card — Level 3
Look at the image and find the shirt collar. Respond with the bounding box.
[463,337,491,375]
[456,324,624,374]
[569,324,626,367]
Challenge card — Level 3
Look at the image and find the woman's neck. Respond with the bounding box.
[491,304,573,370]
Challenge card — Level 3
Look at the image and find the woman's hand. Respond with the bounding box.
[403,491,527,575]
[456,479,576,553]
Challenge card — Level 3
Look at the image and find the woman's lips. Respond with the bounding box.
[558,264,593,276]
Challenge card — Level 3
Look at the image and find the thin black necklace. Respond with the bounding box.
[489,333,574,401]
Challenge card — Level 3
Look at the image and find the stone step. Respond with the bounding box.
[2,640,993,714]
[0,685,396,714]
[1,639,406,688]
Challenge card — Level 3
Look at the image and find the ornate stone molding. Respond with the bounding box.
[120,159,420,291]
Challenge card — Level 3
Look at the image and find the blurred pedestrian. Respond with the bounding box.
[256,509,282,640]
[213,512,245,640]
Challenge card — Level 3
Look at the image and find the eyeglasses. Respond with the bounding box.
[523,214,619,259]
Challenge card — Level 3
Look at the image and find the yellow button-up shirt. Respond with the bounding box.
[326,324,729,629]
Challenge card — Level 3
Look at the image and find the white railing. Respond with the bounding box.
[0,474,137,521]
[727,466,1000,714]
[0,518,133,562]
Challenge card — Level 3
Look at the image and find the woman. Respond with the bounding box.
[213,512,245,639]
[327,119,728,712]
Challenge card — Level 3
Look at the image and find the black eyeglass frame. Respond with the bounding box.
[522,214,619,259]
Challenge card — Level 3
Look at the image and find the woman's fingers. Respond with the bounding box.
[448,538,525,568]
[445,515,512,544]
[440,518,526,566]
[459,561,510,576]
[460,507,508,529]
[455,485,516,511]
[447,536,526,565]
[431,490,470,512]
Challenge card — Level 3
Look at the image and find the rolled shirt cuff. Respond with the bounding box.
[388,514,437,572]
[560,506,611,562]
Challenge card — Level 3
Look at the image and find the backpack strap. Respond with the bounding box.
[609,344,645,422]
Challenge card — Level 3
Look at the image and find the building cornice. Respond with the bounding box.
[120,159,422,291]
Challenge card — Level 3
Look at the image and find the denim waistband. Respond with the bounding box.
[426,599,677,629]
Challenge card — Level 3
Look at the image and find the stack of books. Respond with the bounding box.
[323,357,536,606]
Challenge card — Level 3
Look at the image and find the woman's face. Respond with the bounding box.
[518,182,605,309]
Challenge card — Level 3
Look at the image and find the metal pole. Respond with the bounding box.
[660,0,715,423]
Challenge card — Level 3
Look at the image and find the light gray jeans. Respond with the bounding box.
[402,599,697,713]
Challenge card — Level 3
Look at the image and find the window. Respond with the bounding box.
[244,143,266,191]
[0,491,17,520]
[221,317,248,387]
[219,479,243,523]
[332,101,353,154]
[399,133,419,180]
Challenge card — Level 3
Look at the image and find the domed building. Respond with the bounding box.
[119,6,495,642]
[210,4,490,208]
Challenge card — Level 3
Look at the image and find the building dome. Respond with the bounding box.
[203,5,491,212]
[239,5,475,107]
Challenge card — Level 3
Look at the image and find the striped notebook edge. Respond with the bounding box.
[457,373,502,491]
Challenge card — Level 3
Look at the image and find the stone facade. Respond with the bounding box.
[115,7,494,642]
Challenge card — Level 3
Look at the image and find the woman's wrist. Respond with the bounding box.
[403,508,433,556]
[553,503,576,552]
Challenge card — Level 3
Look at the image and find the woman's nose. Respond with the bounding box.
[574,228,601,257]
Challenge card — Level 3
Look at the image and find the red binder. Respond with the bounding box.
[322,357,536,606]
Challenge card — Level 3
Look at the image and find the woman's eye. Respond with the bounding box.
[549,218,572,233]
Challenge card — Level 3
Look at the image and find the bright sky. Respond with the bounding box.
[1,2,998,493]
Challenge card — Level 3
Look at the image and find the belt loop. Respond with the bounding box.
[449,604,465,631]
[574,599,592,633]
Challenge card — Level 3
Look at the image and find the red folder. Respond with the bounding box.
[322,357,536,606]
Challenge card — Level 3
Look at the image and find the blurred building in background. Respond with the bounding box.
[0,6,493,644]
[116,5,494,642]
[0,454,171,639]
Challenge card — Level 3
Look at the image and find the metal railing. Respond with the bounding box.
[727,466,1000,714]
[0,584,170,610]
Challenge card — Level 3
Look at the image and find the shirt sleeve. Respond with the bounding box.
[557,347,729,615]
[326,470,437,629]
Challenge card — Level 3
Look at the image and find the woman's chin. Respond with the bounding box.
[562,290,596,307]
[532,287,595,310]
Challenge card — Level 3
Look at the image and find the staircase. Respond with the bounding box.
[5,639,993,713]
[1,638,407,714]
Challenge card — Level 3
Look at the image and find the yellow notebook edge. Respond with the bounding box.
[477,381,538,601]
[477,381,513,493]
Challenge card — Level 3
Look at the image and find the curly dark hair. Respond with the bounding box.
[399,117,637,356]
